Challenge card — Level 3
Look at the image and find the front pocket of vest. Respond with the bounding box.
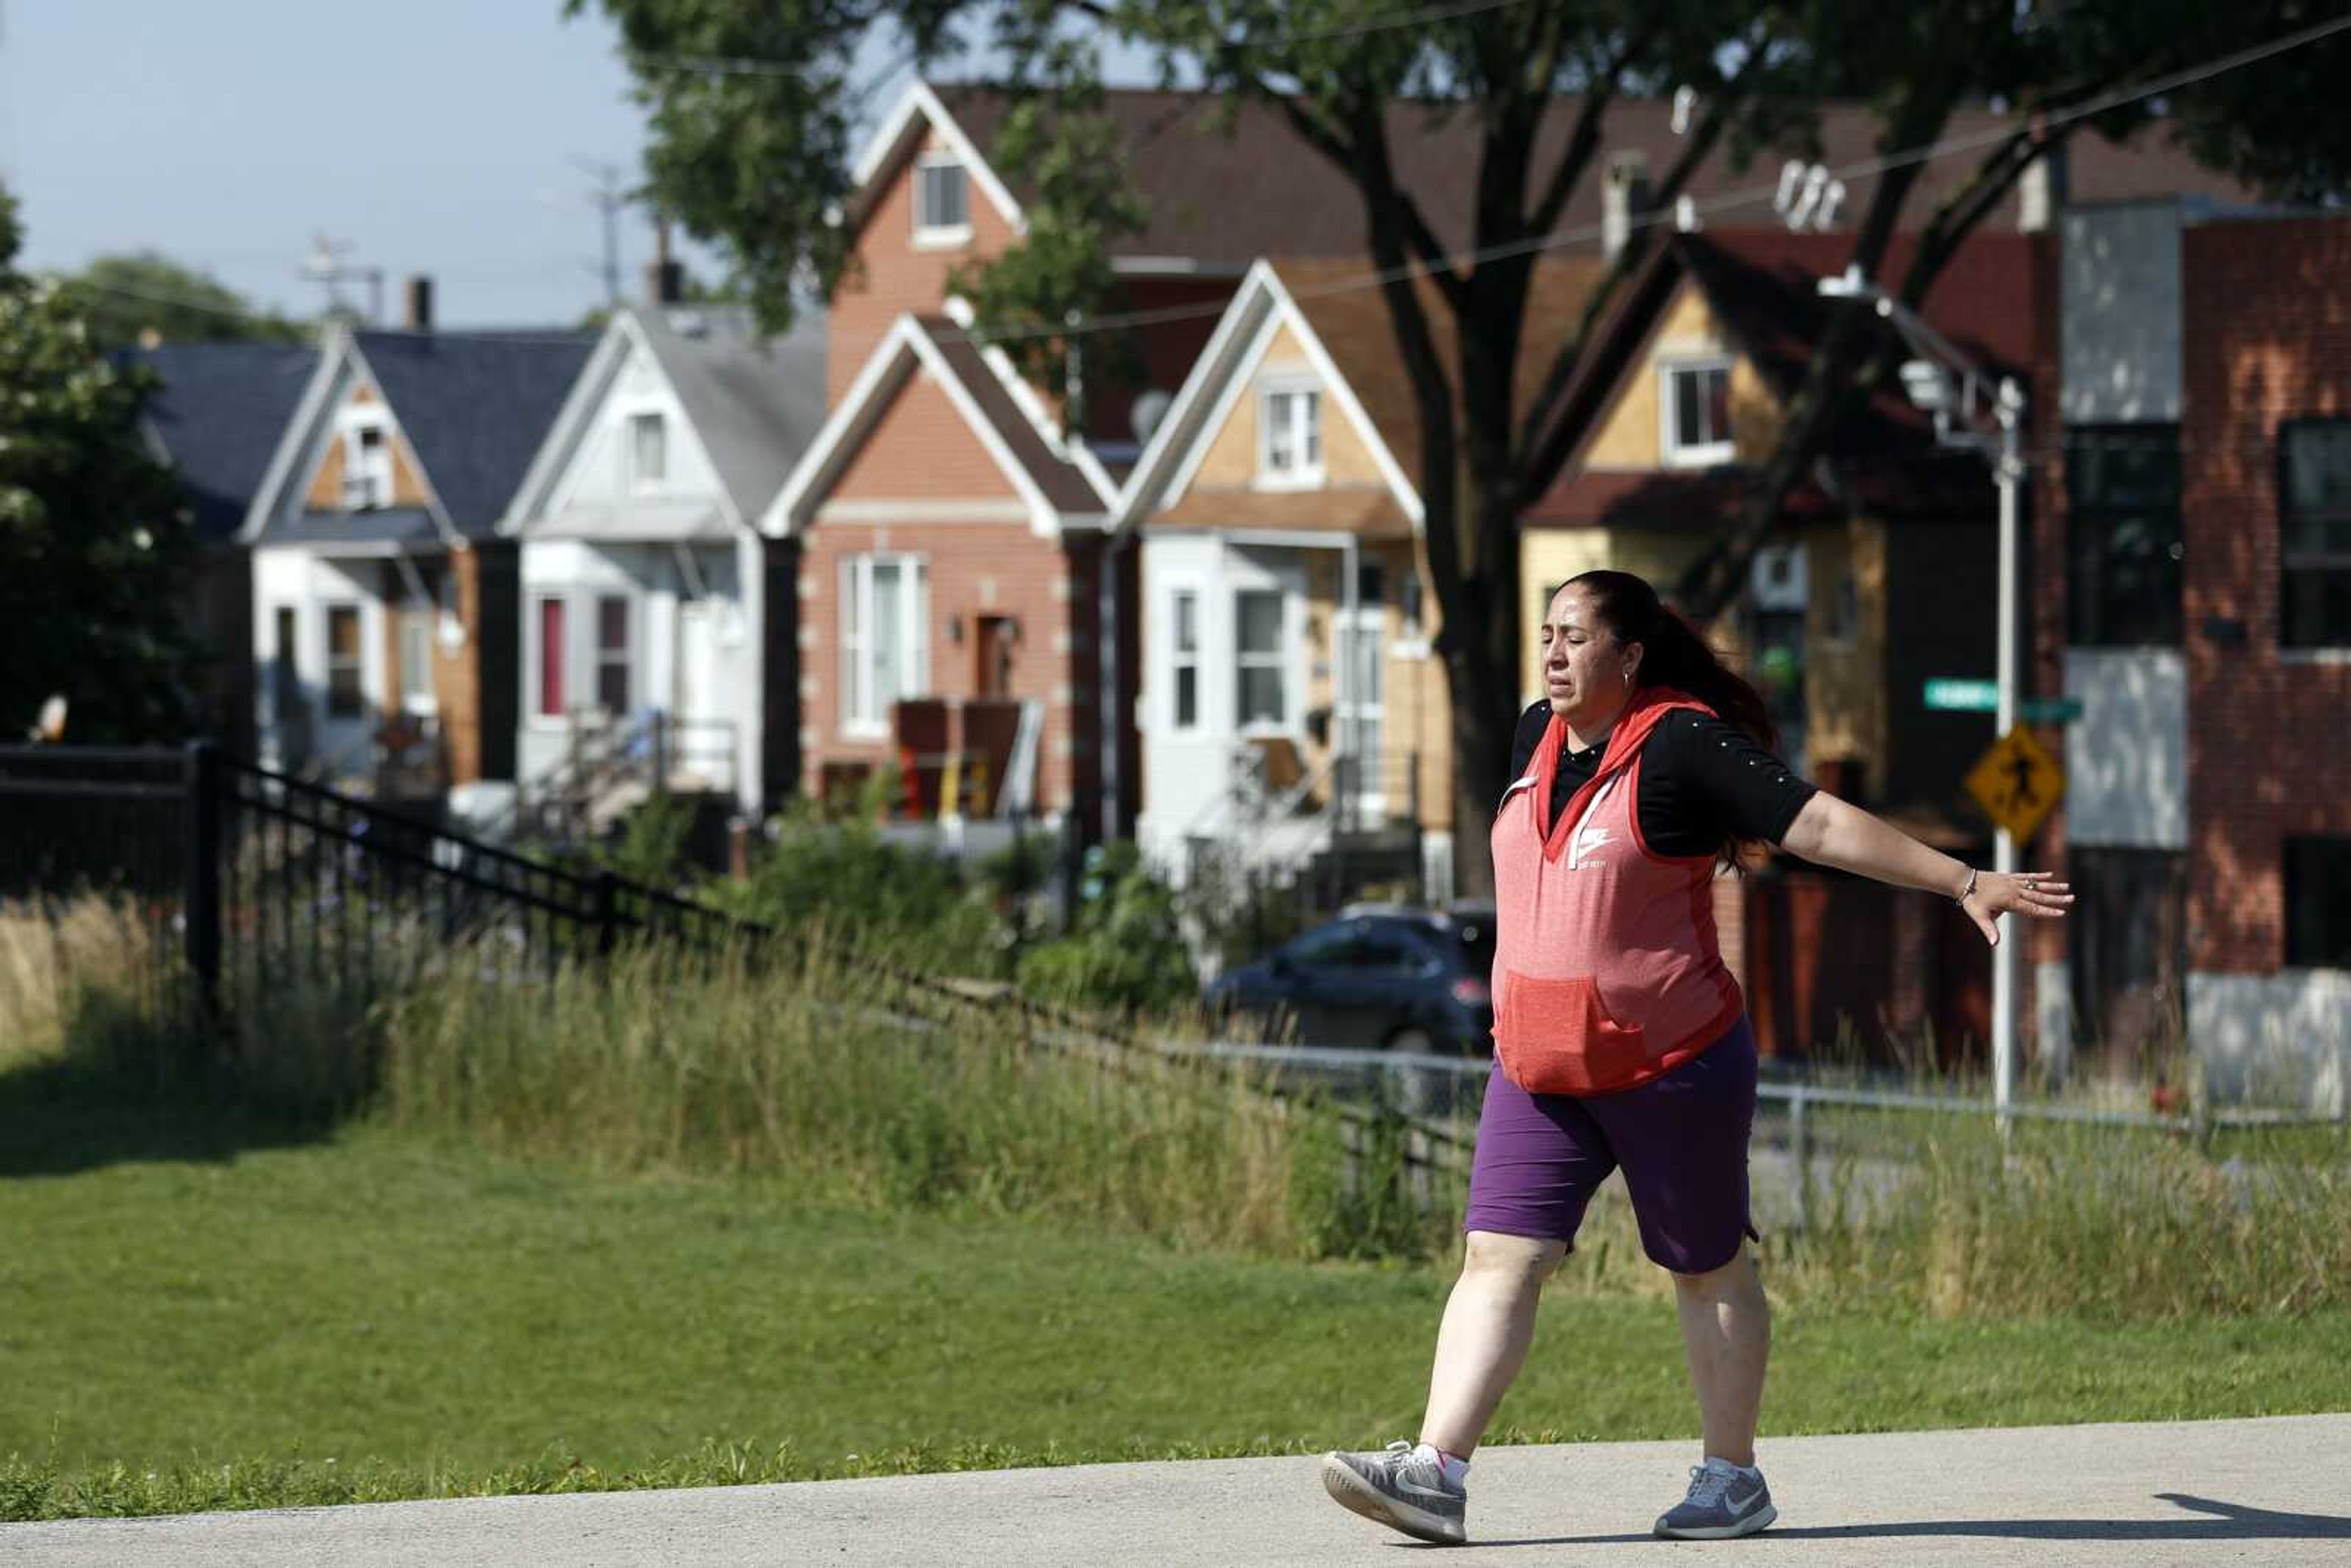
[1496,972,1649,1095]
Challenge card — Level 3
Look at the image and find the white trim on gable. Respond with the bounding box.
[1112,261,1425,534]
[851,80,1026,236]
[498,316,631,536]
[759,315,1059,541]
[1111,259,1281,529]
[239,326,461,549]
[509,311,749,539]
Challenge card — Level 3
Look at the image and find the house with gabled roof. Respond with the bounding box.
[1112,255,1610,902]
[131,340,320,756]
[1514,227,2061,1059]
[499,299,825,822]
[1521,228,2049,823]
[241,318,594,798]
[761,305,1122,831]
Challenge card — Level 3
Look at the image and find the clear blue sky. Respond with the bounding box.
[0,1,972,329]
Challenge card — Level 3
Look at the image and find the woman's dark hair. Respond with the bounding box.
[1564,569,1779,754]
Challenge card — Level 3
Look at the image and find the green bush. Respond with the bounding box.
[1016,842,1196,1014]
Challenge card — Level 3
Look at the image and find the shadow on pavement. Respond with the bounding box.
[1448,1493,2351,1548]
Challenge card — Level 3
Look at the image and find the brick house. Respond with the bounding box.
[2042,202,2350,1105]
[242,308,593,798]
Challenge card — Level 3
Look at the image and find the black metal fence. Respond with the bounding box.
[2,742,749,1033]
[2,741,1467,1182]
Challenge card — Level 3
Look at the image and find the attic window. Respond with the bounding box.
[1662,361,1734,469]
[914,155,971,248]
[1258,383,1323,487]
[631,411,667,490]
[342,419,393,511]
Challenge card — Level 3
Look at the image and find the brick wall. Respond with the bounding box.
[798,516,1086,816]
[2180,216,2351,975]
[830,130,1022,400]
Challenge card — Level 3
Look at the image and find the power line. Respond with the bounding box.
[948,7,2351,349]
[50,9,2351,349]
[631,0,1536,80]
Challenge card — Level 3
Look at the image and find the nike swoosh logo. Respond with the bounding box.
[1724,1487,1763,1516]
[1394,1478,1458,1504]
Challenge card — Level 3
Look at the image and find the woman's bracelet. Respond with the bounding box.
[1954,866,1979,905]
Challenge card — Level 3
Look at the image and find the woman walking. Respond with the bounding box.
[1321,569,2070,1544]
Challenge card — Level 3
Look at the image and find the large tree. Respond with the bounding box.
[574,0,2351,878]
[0,190,202,742]
[61,251,307,354]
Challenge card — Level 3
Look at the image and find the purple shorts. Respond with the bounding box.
[1463,1017,1760,1274]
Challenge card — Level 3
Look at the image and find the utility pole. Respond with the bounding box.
[574,157,631,308]
[302,234,384,325]
[1818,266,2029,1133]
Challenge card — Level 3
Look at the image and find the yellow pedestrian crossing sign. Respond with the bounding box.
[1965,727,2064,843]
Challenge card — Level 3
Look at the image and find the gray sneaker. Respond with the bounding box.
[1320,1441,1468,1545]
[1654,1457,1777,1539]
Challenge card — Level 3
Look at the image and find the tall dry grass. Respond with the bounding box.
[369,938,1316,1256]
[8,896,2344,1315]
[0,897,170,1076]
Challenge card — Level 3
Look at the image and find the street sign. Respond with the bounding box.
[1964,727,2064,843]
[1924,678,1998,712]
[2018,696,2084,724]
[1924,682,2085,724]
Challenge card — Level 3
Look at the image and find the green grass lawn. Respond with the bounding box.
[5,1065,2349,1521]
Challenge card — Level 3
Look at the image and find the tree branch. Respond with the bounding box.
[1513,96,1729,476]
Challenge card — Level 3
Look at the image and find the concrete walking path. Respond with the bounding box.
[6,1414,2347,1566]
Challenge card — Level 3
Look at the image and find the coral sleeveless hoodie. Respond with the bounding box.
[1488,688,1744,1097]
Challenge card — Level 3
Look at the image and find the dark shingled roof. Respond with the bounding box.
[926,86,2262,267]
[129,341,319,542]
[1526,227,2049,526]
[353,330,596,536]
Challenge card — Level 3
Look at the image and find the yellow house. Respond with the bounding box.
[1521,229,2039,823]
[1114,255,1606,902]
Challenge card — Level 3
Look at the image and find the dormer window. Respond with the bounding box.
[1258,383,1323,487]
[342,418,392,511]
[1662,360,1734,468]
[630,411,667,490]
[913,154,971,248]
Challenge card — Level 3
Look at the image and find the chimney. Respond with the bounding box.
[644,216,684,306]
[1603,151,1653,260]
[404,275,434,332]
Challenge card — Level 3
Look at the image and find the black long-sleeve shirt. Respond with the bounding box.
[1503,700,1817,858]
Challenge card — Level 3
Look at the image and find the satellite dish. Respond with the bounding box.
[1130,389,1174,447]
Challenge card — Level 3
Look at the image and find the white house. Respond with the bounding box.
[501,302,827,820]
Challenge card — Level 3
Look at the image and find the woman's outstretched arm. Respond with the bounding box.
[1777,792,2073,948]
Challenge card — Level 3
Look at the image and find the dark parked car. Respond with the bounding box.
[1205,903,1496,1053]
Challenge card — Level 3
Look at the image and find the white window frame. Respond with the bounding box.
[840,554,930,740]
[912,154,973,250]
[398,605,437,715]
[1256,380,1325,489]
[1232,585,1292,737]
[628,410,667,492]
[1660,358,1736,470]
[323,601,367,720]
[337,408,394,511]
[1333,597,1387,817]
[1167,583,1202,733]
[593,593,634,717]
